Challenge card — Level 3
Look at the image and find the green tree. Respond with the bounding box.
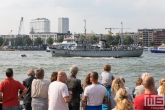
[123,36,134,45]
[56,36,63,42]
[89,35,98,44]
[34,37,43,46]
[149,41,154,46]
[104,35,114,45]
[0,37,4,45]
[161,40,165,44]
[46,37,53,45]
[113,35,120,45]
[15,37,23,46]
[138,40,142,46]
[23,36,32,46]
[79,35,85,42]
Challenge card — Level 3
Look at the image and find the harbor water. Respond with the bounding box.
[0,51,165,90]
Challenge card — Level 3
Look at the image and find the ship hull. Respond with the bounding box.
[50,49,143,57]
[150,49,165,53]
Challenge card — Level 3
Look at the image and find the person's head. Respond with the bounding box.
[115,88,133,110]
[70,65,79,76]
[6,68,13,78]
[159,78,165,96]
[119,77,125,84]
[143,76,155,92]
[111,78,125,94]
[90,72,98,83]
[57,71,67,83]
[104,64,111,72]
[35,68,44,79]
[84,73,92,87]
[50,72,58,82]
[135,77,143,86]
[141,72,150,80]
[159,78,165,86]
[27,69,35,76]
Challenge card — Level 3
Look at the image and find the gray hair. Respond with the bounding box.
[141,72,150,80]
[70,65,79,75]
[27,69,35,76]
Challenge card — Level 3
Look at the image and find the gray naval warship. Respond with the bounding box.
[49,39,143,57]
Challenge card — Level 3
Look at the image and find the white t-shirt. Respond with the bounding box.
[101,71,114,85]
[48,81,69,110]
[84,84,106,106]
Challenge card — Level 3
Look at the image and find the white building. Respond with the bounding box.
[58,18,69,33]
[30,18,50,33]
[29,32,72,44]
[116,32,139,44]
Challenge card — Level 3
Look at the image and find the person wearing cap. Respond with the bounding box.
[21,69,36,110]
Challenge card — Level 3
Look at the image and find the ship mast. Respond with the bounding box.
[84,19,86,39]
[121,21,123,45]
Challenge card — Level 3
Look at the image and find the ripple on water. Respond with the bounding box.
[0,51,165,89]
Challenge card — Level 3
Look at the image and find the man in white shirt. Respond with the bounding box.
[82,72,107,110]
[48,71,72,110]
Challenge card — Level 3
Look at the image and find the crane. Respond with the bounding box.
[0,30,12,50]
[18,17,23,37]
[105,28,130,34]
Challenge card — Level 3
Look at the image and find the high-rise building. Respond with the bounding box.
[153,29,165,46]
[30,18,50,33]
[138,29,153,46]
[58,18,69,33]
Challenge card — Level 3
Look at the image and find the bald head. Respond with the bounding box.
[57,71,67,83]
[143,76,155,89]
[27,69,35,76]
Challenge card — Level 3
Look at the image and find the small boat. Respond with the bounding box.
[143,46,153,51]
[46,46,50,52]
[150,44,165,53]
[21,54,27,57]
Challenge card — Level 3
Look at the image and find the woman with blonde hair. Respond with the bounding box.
[110,78,125,109]
[114,88,133,110]
[157,78,165,97]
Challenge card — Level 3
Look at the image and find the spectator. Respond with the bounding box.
[82,73,92,110]
[110,78,125,109]
[119,77,133,102]
[66,65,83,110]
[134,76,165,110]
[114,88,133,110]
[48,71,72,110]
[82,72,107,110]
[101,64,114,110]
[50,72,58,82]
[0,68,28,110]
[83,73,92,88]
[134,73,150,97]
[21,69,36,110]
[157,78,165,97]
[132,77,143,98]
[0,82,2,110]
[31,68,50,110]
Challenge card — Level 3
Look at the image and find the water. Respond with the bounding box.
[0,51,165,89]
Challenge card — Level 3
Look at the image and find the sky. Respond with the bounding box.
[0,0,165,35]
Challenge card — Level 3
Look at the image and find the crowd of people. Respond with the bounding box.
[0,64,165,110]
